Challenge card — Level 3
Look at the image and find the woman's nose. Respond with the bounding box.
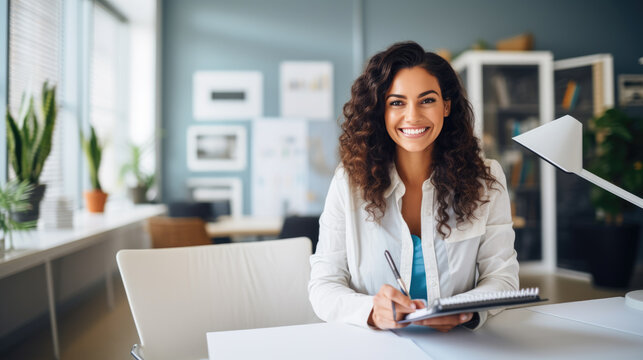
[404,103,420,122]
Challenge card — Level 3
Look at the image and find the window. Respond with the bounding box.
[89,2,129,198]
[7,0,139,208]
[8,0,63,195]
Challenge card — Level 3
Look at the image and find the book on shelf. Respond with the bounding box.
[520,157,537,187]
[492,75,511,108]
[505,149,537,189]
[502,149,523,189]
[562,80,580,111]
[511,158,523,189]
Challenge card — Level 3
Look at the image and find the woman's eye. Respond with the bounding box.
[421,98,436,104]
[389,100,403,106]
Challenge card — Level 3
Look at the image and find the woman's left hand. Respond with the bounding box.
[412,312,473,332]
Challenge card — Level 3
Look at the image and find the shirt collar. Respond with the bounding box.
[383,163,404,199]
[383,163,435,199]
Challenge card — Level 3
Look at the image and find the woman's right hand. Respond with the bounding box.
[367,284,425,329]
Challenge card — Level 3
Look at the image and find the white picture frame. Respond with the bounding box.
[193,71,263,120]
[280,61,333,120]
[186,177,243,218]
[618,74,643,106]
[187,125,247,171]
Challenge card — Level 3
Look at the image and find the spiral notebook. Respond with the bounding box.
[397,288,546,324]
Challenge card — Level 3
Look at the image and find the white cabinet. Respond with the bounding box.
[553,54,614,273]
[452,51,556,271]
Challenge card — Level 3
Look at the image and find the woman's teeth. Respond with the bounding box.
[401,127,428,135]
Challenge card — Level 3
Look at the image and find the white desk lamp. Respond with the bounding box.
[512,114,643,311]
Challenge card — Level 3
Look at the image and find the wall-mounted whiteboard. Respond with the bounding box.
[252,118,308,217]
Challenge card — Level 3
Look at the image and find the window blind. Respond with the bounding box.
[8,0,63,195]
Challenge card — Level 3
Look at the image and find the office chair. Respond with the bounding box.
[279,215,320,253]
[117,237,320,360]
[145,216,212,248]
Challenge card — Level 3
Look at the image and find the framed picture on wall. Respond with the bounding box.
[193,71,263,120]
[280,61,333,120]
[186,177,243,217]
[187,125,247,171]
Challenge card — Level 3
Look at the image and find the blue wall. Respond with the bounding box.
[363,0,643,76]
[161,0,643,214]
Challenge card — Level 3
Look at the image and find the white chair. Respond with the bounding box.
[117,237,320,360]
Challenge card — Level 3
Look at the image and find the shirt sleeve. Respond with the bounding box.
[460,159,520,330]
[308,168,375,327]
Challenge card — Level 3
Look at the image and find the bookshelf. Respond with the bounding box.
[452,51,556,270]
[553,54,614,273]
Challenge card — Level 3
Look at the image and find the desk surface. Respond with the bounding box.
[207,297,643,360]
[528,297,643,337]
[206,216,283,238]
[0,204,166,279]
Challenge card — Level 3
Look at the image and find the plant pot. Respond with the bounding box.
[128,186,148,204]
[84,190,108,213]
[577,221,641,288]
[13,183,47,223]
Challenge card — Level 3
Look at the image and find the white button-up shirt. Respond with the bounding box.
[309,159,519,329]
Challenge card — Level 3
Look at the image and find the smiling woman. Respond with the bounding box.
[339,42,495,238]
[309,41,519,334]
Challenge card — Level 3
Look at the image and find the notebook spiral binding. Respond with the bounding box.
[437,288,540,310]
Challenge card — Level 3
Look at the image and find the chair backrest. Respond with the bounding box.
[279,215,320,252]
[146,216,212,248]
[117,237,319,360]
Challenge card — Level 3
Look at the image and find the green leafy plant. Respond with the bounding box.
[6,82,58,184]
[0,180,36,250]
[80,124,104,192]
[584,108,643,223]
[119,140,155,191]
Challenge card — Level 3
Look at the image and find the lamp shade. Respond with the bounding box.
[512,115,643,209]
[512,115,583,174]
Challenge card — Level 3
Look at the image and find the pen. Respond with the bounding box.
[384,250,410,298]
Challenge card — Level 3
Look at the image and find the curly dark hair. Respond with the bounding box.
[339,41,498,238]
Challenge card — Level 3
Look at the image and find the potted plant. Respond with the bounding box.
[0,180,36,253]
[581,108,643,288]
[80,124,108,213]
[5,81,58,223]
[119,141,155,204]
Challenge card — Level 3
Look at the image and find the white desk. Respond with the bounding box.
[206,216,283,238]
[207,297,643,359]
[0,204,166,360]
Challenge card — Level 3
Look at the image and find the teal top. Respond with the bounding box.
[409,234,428,301]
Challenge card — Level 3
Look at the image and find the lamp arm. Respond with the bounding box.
[578,169,643,209]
